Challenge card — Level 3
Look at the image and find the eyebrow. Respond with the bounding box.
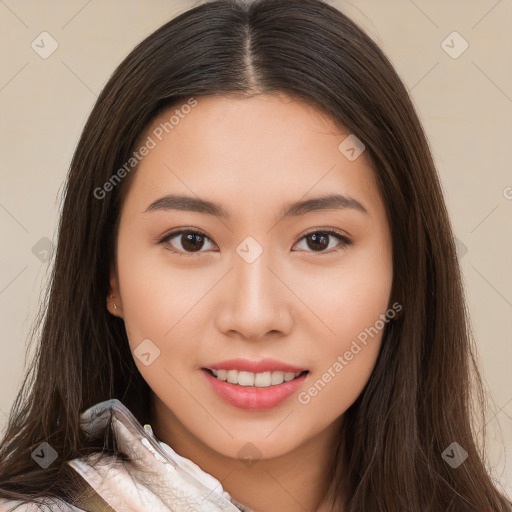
[143,193,369,218]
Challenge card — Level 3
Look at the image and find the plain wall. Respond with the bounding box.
[0,0,511,497]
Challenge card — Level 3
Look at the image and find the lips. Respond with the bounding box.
[200,358,310,411]
[202,367,310,411]
[202,358,308,373]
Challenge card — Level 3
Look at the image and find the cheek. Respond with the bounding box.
[296,340,381,432]
[116,228,201,334]
[296,291,389,425]
[117,248,203,409]
[115,236,206,376]
[293,241,392,348]
[293,242,392,414]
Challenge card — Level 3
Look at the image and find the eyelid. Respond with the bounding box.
[300,227,350,241]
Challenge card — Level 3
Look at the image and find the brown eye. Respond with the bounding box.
[305,232,329,251]
[295,230,351,254]
[160,229,215,256]
[180,232,206,252]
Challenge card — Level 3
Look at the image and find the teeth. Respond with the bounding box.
[210,369,304,387]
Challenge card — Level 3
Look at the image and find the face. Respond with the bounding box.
[108,93,393,461]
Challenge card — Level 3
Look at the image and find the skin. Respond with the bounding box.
[107,93,393,512]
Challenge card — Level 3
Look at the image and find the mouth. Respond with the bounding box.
[201,367,310,411]
[202,368,310,388]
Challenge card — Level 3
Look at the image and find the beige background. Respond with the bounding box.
[0,0,511,497]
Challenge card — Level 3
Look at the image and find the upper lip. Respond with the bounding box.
[203,358,308,373]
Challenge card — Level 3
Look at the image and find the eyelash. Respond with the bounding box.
[157,228,351,257]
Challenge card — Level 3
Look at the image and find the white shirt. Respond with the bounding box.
[0,399,253,512]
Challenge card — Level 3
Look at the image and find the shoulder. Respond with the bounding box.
[0,497,85,512]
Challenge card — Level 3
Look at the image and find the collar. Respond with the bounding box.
[67,398,253,512]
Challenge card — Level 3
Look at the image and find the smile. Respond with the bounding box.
[202,368,310,411]
[206,368,308,387]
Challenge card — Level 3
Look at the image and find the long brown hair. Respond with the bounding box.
[0,0,510,510]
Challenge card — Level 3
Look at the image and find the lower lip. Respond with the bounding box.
[202,369,309,412]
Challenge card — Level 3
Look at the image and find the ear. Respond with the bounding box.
[106,265,123,318]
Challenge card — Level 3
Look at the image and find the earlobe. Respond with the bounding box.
[107,266,123,317]
[107,294,123,317]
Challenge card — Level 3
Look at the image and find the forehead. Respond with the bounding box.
[121,93,384,221]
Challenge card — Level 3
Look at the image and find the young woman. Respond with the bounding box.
[0,0,510,511]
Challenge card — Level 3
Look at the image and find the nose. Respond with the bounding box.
[214,249,294,341]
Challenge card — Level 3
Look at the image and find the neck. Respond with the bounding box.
[150,394,346,512]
